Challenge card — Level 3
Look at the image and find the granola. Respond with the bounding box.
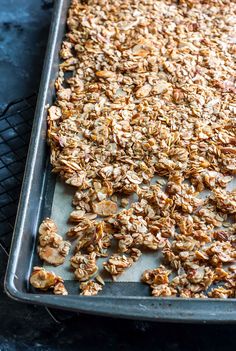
[103,254,133,278]
[53,282,69,296]
[80,280,103,296]
[41,0,236,297]
[38,218,71,266]
[70,252,98,281]
[30,266,67,295]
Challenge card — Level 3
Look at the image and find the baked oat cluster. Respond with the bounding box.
[38,218,71,266]
[31,0,236,298]
[30,266,68,295]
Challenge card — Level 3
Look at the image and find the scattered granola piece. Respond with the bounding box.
[38,218,57,236]
[142,266,171,285]
[67,218,93,239]
[208,287,234,299]
[48,106,62,121]
[130,248,142,262]
[80,280,103,296]
[53,282,68,296]
[38,218,71,266]
[71,252,98,281]
[151,284,177,297]
[38,241,70,266]
[103,254,133,277]
[30,266,63,291]
[69,210,86,222]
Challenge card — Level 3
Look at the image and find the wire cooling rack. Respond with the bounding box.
[0,94,36,250]
[0,94,75,323]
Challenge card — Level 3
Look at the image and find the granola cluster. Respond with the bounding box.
[30,267,68,295]
[31,0,236,298]
[38,218,71,266]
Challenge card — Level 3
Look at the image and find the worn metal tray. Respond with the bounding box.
[4,0,236,323]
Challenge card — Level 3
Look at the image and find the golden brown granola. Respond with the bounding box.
[70,252,98,281]
[103,254,133,278]
[80,280,103,296]
[30,266,67,295]
[38,218,71,266]
[53,282,68,296]
[42,0,236,297]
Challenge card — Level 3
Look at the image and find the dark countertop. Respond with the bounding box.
[0,0,53,111]
[0,1,236,350]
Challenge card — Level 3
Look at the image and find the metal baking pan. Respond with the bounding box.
[4,0,236,323]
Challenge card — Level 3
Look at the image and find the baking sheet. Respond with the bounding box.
[5,0,236,322]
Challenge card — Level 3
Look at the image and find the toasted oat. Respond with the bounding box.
[92,200,118,217]
[48,106,62,121]
[69,210,86,222]
[95,70,116,79]
[67,218,93,239]
[95,274,105,286]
